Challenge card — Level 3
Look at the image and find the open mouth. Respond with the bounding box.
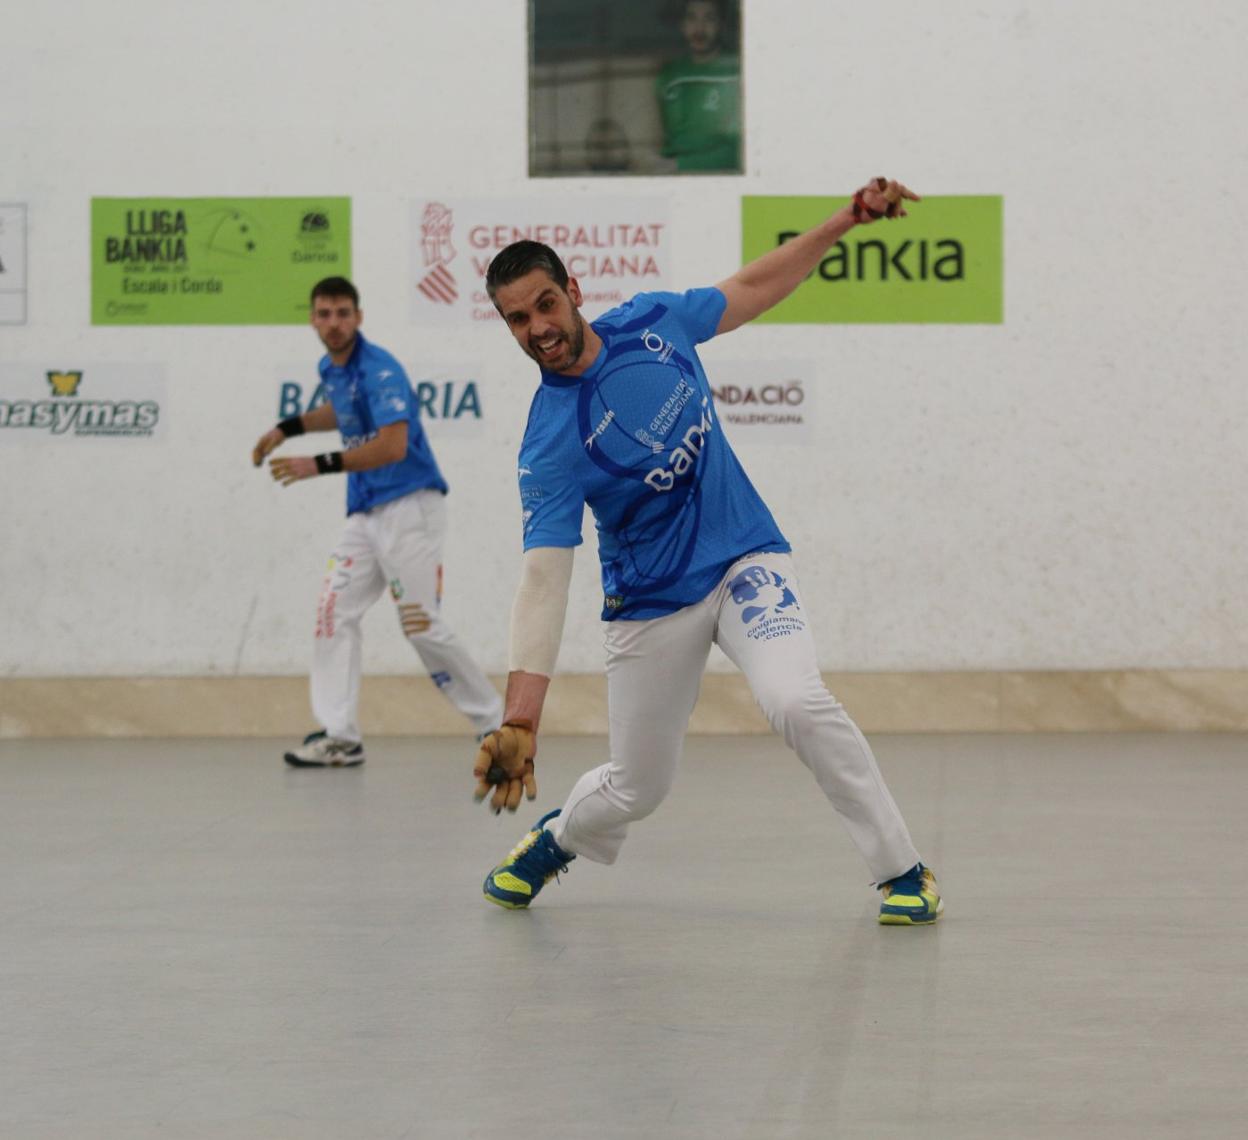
[532,335,565,363]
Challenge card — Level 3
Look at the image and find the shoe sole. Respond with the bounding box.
[283,754,365,768]
[483,888,530,910]
[879,899,944,925]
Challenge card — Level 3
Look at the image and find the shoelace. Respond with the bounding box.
[507,829,572,884]
[880,864,928,897]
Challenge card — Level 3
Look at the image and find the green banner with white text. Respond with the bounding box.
[92,197,351,325]
[741,195,1003,324]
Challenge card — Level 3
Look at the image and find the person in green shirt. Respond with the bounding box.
[656,0,742,173]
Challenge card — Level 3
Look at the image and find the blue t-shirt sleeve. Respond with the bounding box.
[650,286,726,345]
[519,455,585,551]
[362,359,413,428]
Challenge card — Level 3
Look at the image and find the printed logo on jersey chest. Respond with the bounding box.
[640,328,675,363]
[643,395,715,492]
[584,409,614,450]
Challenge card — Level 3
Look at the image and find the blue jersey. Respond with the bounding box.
[318,333,448,515]
[518,287,789,621]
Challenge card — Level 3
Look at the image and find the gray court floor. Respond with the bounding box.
[1,732,1245,1140]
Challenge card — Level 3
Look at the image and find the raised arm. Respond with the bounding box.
[714,177,919,335]
[473,546,574,813]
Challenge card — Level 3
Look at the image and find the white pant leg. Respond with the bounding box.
[550,599,716,864]
[372,491,503,736]
[713,552,920,884]
[310,515,386,743]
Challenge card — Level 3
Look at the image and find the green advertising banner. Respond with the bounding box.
[92,197,351,325]
[741,195,1003,324]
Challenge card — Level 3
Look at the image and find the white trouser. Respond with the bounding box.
[548,552,920,884]
[310,490,503,742]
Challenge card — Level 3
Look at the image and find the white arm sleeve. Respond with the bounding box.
[508,546,574,676]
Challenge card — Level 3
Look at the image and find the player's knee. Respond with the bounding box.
[615,790,667,822]
[754,681,834,735]
[605,769,673,820]
[753,682,801,725]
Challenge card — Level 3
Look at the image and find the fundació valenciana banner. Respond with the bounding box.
[741,195,1003,324]
[91,197,351,325]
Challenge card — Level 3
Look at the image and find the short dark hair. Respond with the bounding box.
[485,242,569,305]
[310,276,359,308]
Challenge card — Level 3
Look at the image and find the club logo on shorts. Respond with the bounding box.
[728,564,805,641]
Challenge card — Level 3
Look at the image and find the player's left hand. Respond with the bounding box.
[252,428,285,467]
[473,723,538,814]
[269,455,318,486]
[852,177,921,222]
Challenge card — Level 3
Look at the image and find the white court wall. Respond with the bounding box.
[1,0,1245,680]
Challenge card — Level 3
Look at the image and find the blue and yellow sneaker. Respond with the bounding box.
[483,809,575,909]
[878,863,943,925]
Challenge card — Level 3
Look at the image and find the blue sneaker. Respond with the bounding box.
[483,809,575,909]
[878,863,943,925]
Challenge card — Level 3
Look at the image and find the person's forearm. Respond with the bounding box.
[299,402,339,432]
[340,429,406,472]
[503,547,574,734]
[501,670,551,735]
[740,207,856,295]
[267,421,406,484]
[716,206,858,333]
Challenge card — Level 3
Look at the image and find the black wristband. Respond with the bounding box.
[277,416,305,438]
[314,451,344,475]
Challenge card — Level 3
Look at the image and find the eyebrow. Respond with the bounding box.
[506,288,559,322]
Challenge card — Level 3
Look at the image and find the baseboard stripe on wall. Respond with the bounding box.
[2,671,1247,738]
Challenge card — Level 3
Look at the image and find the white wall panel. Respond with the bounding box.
[1,1,1244,676]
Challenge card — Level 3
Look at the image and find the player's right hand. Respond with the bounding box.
[472,723,538,814]
[852,177,920,222]
[252,428,285,467]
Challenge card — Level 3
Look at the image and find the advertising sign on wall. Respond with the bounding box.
[274,365,487,439]
[709,360,813,443]
[410,198,672,325]
[741,195,1003,324]
[0,204,27,325]
[91,198,351,325]
[0,364,167,441]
